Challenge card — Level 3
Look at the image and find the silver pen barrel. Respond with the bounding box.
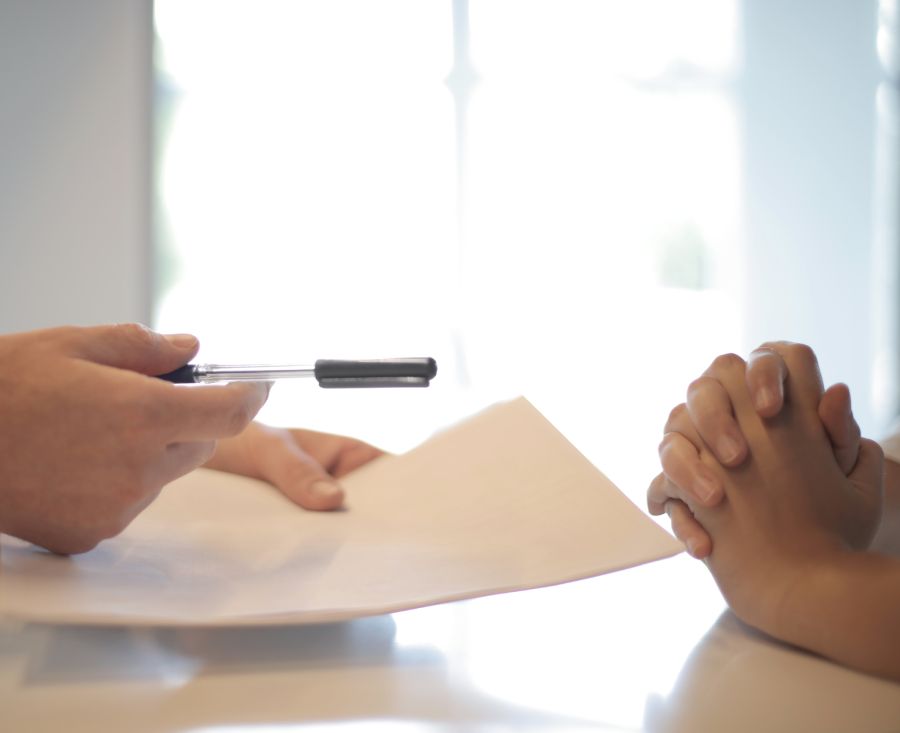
[193,364,316,383]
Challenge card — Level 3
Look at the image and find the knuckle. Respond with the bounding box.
[861,438,884,460]
[710,352,745,373]
[762,339,795,351]
[657,436,667,458]
[749,344,776,358]
[748,346,785,373]
[833,382,852,403]
[647,472,665,497]
[665,403,688,430]
[686,376,713,399]
[685,379,729,427]
[787,342,817,366]
[658,432,678,459]
[118,322,157,350]
[758,339,788,353]
[657,445,690,489]
[649,472,676,503]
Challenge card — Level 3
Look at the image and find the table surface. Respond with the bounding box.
[3,552,900,733]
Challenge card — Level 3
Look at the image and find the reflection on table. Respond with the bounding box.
[2,555,899,732]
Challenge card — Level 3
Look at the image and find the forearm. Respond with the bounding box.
[870,459,900,555]
[774,551,900,681]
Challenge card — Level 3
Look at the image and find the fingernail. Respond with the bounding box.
[685,537,700,557]
[165,333,198,349]
[755,387,777,412]
[717,434,742,464]
[310,480,342,500]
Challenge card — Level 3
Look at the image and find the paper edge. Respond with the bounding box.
[0,545,683,628]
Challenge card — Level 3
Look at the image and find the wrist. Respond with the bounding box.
[727,539,847,640]
[769,546,855,647]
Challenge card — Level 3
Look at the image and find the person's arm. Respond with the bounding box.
[773,550,900,681]
[0,324,269,554]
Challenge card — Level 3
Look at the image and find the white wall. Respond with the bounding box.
[0,0,152,332]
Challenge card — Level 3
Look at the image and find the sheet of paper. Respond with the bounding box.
[0,397,682,626]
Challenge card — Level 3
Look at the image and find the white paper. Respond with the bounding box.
[0,397,682,626]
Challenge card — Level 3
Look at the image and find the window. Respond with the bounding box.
[154,1,883,511]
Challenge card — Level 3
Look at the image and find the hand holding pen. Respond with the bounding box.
[0,323,437,554]
[0,324,270,554]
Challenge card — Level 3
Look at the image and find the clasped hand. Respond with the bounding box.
[647,342,883,629]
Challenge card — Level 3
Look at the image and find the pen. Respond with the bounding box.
[156,357,437,388]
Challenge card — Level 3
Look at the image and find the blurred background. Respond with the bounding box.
[1,0,898,507]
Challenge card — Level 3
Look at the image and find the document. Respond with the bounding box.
[0,398,682,626]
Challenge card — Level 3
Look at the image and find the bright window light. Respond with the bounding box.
[153,1,741,509]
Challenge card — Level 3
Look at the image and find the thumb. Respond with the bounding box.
[818,383,861,475]
[256,428,346,511]
[849,437,885,503]
[72,323,200,375]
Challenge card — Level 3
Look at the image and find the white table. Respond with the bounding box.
[3,553,899,732]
